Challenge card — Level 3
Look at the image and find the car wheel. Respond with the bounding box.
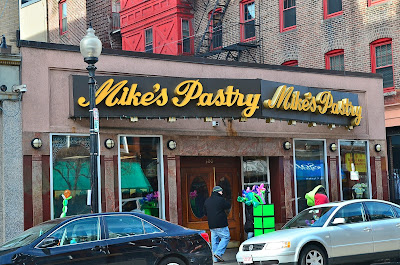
[158,257,186,265]
[299,244,328,265]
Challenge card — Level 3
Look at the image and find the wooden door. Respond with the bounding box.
[181,157,242,244]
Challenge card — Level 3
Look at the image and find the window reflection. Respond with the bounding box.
[52,135,92,218]
[189,177,208,218]
[217,175,232,215]
[339,140,370,200]
[295,140,327,212]
[120,137,160,217]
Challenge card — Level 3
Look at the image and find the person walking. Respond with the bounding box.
[204,186,231,263]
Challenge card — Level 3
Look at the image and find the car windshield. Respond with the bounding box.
[284,206,337,228]
[0,221,59,250]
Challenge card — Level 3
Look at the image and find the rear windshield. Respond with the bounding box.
[0,222,59,250]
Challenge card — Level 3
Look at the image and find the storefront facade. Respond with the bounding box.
[20,41,387,244]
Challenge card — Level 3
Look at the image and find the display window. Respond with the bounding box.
[294,140,328,213]
[119,136,163,218]
[339,140,371,200]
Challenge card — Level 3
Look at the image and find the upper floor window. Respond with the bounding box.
[240,0,256,42]
[323,0,342,19]
[145,28,153,53]
[111,0,121,31]
[280,0,296,32]
[59,0,67,35]
[325,49,344,71]
[182,19,192,54]
[368,0,389,6]
[370,38,394,93]
[282,60,298,66]
[209,9,223,50]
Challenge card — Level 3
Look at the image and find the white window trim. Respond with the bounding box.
[338,139,372,201]
[117,135,165,220]
[293,139,329,214]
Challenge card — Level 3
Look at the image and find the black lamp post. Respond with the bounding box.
[80,24,102,213]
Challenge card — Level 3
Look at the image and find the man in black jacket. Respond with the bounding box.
[204,186,231,263]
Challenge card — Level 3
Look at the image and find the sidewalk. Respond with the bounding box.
[214,248,238,265]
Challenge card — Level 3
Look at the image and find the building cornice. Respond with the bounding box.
[0,53,21,66]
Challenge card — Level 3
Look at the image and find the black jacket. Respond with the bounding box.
[203,192,231,229]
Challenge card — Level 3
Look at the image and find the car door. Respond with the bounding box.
[103,214,167,265]
[328,202,374,263]
[32,216,108,265]
[364,201,399,259]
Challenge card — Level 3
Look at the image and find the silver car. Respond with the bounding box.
[236,199,400,265]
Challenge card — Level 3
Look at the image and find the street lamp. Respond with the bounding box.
[80,24,102,213]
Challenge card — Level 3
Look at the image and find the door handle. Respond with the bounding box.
[363,227,372,232]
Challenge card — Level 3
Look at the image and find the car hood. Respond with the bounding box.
[242,227,325,244]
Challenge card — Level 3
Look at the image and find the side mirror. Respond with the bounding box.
[331,217,346,225]
[38,237,60,248]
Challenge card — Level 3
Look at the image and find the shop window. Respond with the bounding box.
[209,9,223,50]
[51,135,93,219]
[240,0,256,41]
[325,49,344,71]
[119,136,161,218]
[368,0,389,6]
[182,19,192,54]
[339,140,371,201]
[59,0,67,35]
[242,157,271,204]
[145,28,153,53]
[370,38,394,93]
[280,0,296,32]
[323,0,342,19]
[282,60,298,67]
[294,140,328,213]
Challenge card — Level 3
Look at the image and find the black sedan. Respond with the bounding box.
[0,212,213,265]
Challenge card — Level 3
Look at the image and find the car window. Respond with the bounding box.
[333,202,365,224]
[392,205,400,217]
[50,217,101,246]
[0,222,59,250]
[105,215,146,238]
[364,202,395,221]
[143,220,162,234]
[284,206,336,228]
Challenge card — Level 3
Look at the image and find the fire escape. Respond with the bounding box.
[194,0,261,62]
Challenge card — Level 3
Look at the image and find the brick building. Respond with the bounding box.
[0,0,19,53]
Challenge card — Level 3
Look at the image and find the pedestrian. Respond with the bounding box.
[244,204,254,239]
[204,186,231,263]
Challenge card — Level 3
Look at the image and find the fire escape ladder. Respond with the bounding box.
[195,0,230,55]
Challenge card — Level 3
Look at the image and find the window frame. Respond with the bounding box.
[279,0,296,32]
[181,19,193,55]
[59,0,68,35]
[368,0,389,6]
[282,60,298,66]
[240,0,256,42]
[370,38,394,93]
[208,8,223,50]
[325,49,344,70]
[323,0,343,20]
[144,28,153,53]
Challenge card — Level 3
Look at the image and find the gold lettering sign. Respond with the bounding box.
[263,85,362,126]
[77,79,362,126]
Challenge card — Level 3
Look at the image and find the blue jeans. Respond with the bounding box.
[210,226,230,262]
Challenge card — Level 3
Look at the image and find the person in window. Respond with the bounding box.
[203,186,231,263]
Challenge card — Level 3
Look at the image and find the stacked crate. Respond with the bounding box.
[253,204,275,236]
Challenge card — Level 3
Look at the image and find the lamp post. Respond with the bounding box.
[80,24,102,213]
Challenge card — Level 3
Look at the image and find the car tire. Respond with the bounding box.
[158,257,186,265]
[299,244,328,265]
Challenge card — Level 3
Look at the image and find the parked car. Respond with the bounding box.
[0,212,212,265]
[237,199,400,265]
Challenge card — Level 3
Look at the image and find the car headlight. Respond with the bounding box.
[263,241,291,250]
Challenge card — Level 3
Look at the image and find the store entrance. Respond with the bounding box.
[181,157,242,246]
